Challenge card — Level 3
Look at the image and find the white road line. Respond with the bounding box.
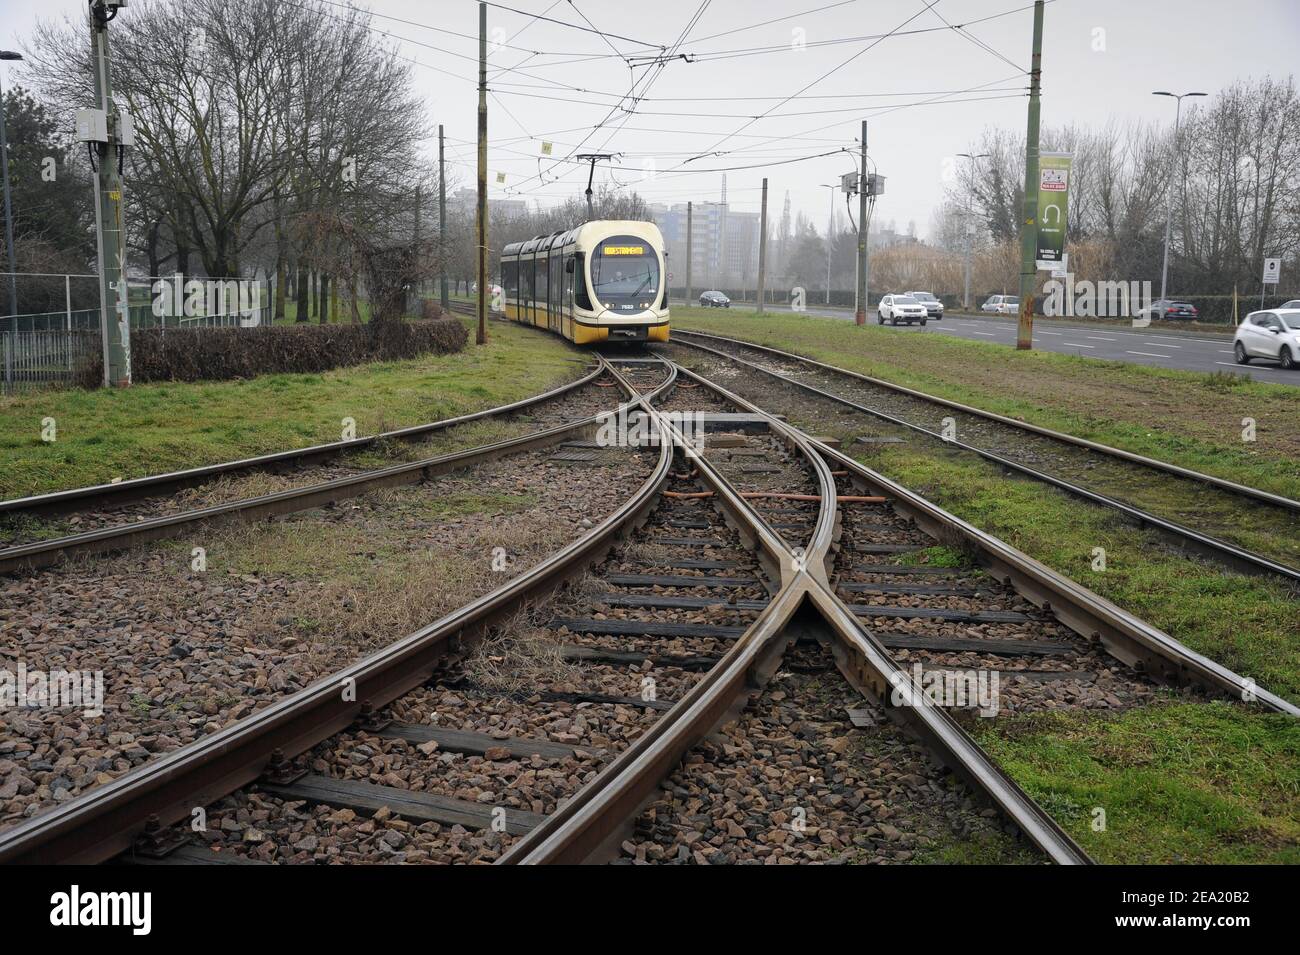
[1146,342,1181,348]
[1038,331,1062,336]
[1127,350,1174,358]
[1086,336,1117,341]
[1219,350,1234,355]
[1063,342,1094,347]
[973,331,997,337]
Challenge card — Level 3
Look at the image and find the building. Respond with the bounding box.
[449,188,528,220]
[651,202,761,292]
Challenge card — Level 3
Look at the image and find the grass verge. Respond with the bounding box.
[0,318,585,498]
[970,702,1300,864]
[672,306,1300,499]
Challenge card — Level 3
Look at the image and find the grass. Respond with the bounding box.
[971,703,1300,864]
[672,306,1300,499]
[0,318,586,499]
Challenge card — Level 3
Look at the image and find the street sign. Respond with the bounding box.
[1035,152,1072,264]
[1262,257,1281,285]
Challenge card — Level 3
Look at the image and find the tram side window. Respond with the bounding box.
[573,254,593,310]
[522,257,534,302]
[537,254,549,308]
[550,253,561,316]
[503,260,517,301]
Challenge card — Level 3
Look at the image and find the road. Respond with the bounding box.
[769,304,1300,386]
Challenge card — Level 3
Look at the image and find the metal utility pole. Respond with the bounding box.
[957,153,989,311]
[1015,0,1045,350]
[439,123,449,311]
[0,51,21,325]
[757,178,768,314]
[855,120,868,325]
[475,1,488,345]
[685,202,693,305]
[1153,90,1207,303]
[87,2,131,386]
[819,183,836,305]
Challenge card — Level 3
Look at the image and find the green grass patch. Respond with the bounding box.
[673,307,1300,499]
[971,702,1300,864]
[0,319,585,498]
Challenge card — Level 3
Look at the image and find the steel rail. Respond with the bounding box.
[802,583,1093,865]
[810,437,1300,718]
[674,328,1300,513]
[0,373,679,864]
[503,361,1094,866]
[0,358,606,519]
[0,358,668,576]
[672,335,1300,583]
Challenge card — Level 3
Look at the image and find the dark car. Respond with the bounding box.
[699,290,731,308]
[1137,299,1199,321]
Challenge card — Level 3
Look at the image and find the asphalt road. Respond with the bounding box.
[771,304,1300,386]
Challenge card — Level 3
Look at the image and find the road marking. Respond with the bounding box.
[1038,331,1062,336]
[1218,350,1234,355]
[1086,336,1117,341]
[1127,350,1174,358]
[1146,342,1180,348]
[973,331,997,337]
[1063,342,1094,347]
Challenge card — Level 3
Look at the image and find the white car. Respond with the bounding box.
[1234,309,1300,370]
[877,294,929,326]
[981,294,1019,315]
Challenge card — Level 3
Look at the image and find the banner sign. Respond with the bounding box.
[1036,152,1072,265]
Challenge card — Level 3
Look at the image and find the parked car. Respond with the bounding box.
[1135,299,1199,321]
[980,294,1019,315]
[1281,300,1300,310]
[1234,309,1300,369]
[877,294,929,326]
[699,290,731,308]
[904,291,944,320]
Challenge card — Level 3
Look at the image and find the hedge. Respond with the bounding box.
[76,318,467,386]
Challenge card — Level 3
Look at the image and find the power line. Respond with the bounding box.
[478,0,667,49]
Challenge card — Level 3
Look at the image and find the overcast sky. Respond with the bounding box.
[3,0,1298,237]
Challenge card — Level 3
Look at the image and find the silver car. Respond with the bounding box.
[1234,309,1300,369]
[905,291,944,320]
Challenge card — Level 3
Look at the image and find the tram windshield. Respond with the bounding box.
[590,236,661,311]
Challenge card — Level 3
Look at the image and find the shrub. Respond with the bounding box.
[75,318,467,386]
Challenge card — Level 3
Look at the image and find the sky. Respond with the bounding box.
[2,0,1298,239]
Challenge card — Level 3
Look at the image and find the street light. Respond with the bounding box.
[1152,90,1207,303]
[819,183,838,305]
[957,153,989,310]
[0,50,22,321]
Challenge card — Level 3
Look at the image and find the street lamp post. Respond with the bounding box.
[819,183,837,305]
[0,51,23,320]
[956,153,988,311]
[1153,90,1207,304]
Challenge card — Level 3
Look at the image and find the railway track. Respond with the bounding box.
[668,329,1300,583]
[0,357,660,575]
[1,347,1290,866]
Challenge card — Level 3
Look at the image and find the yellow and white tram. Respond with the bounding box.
[500,220,669,344]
